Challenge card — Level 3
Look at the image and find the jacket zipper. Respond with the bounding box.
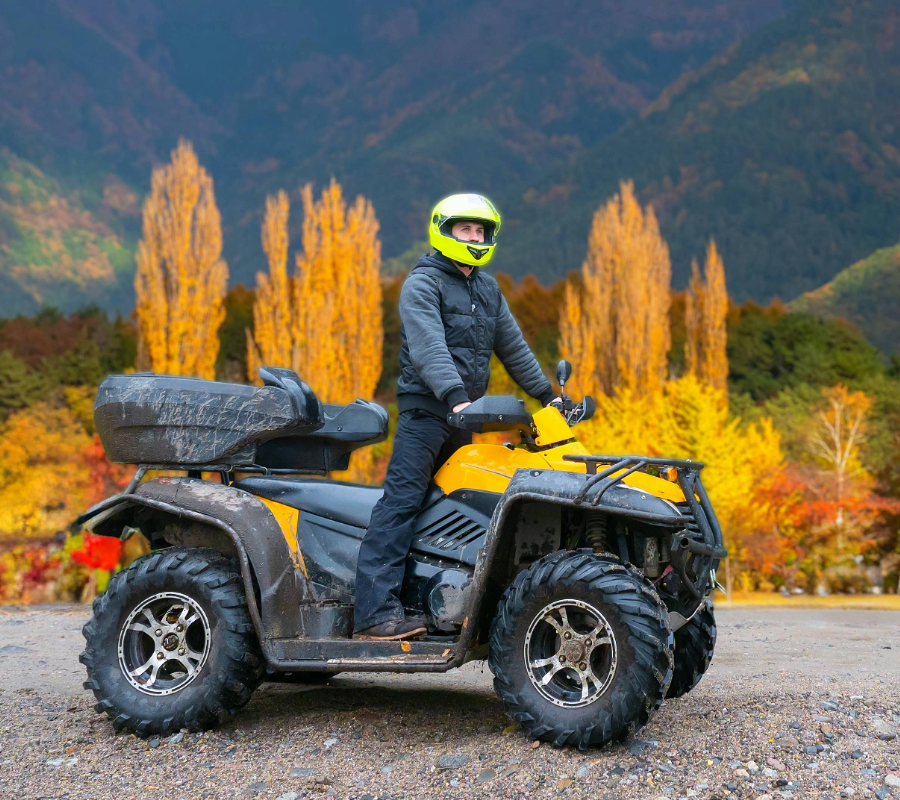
[467,275,478,386]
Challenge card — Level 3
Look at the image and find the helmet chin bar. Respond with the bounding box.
[467,246,488,260]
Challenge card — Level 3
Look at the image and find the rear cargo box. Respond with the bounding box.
[94,372,323,466]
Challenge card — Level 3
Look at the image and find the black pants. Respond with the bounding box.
[353,409,472,631]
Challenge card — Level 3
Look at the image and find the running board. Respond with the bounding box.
[265,636,459,672]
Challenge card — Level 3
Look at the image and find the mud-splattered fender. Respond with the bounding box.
[87,477,309,644]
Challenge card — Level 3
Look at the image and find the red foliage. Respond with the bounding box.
[71,532,122,571]
[81,434,134,505]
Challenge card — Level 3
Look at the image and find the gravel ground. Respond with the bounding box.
[0,604,898,800]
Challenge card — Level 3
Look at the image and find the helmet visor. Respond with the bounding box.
[438,216,497,245]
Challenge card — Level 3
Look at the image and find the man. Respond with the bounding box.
[352,193,558,640]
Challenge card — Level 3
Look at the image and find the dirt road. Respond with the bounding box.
[1,604,898,799]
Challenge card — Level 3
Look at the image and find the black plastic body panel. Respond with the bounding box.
[255,401,388,472]
[94,372,323,466]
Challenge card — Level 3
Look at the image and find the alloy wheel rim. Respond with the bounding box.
[523,598,617,708]
[118,592,211,696]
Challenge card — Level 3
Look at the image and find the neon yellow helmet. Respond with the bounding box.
[428,193,502,267]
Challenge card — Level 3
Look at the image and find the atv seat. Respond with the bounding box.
[235,478,444,529]
[255,399,389,473]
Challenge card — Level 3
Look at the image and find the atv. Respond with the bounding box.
[77,361,725,749]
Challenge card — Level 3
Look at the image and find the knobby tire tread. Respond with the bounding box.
[80,547,265,737]
[488,549,673,750]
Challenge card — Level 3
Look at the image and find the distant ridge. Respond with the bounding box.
[791,243,900,355]
[505,0,900,302]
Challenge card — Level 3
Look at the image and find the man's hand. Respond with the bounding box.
[452,401,472,413]
[546,396,562,407]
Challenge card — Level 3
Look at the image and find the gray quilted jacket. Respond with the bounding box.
[397,253,554,416]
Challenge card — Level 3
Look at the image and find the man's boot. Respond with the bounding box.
[352,617,426,641]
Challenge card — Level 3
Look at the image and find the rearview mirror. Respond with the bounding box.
[580,396,595,422]
[556,360,572,389]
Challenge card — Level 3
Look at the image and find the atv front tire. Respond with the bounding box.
[489,550,673,750]
[81,547,265,736]
[666,602,716,699]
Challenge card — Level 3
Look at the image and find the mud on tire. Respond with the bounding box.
[666,602,716,699]
[488,549,673,750]
[80,547,265,737]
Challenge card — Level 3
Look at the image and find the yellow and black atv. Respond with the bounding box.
[77,361,725,750]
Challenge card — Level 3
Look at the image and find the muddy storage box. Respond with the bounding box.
[94,369,323,466]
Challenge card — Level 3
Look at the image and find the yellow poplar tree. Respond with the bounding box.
[134,139,227,379]
[559,180,671,398]
[247,191,293,381]
[685,239,728,392]
[292,180,383,407]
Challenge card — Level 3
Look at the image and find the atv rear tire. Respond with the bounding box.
[489,550,673,750]
[81,547,265,737]
[666,602,716,699]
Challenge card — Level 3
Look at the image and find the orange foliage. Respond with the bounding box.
[245,180,384,481]
[292,180,383,409]
[0,403,92,539]
[685,239,728,392]
[559,180,671,398]
[134,139,228,379]
[247,191,294,380]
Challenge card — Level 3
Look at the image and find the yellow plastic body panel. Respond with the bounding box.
[434,415,686,503]
[257,496,309,577]
[532,405,573,446]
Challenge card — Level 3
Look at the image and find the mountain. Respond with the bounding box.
[790,243,900,355]
[0,0,800,315]
[0,148,136,313]
[504,0,900,301]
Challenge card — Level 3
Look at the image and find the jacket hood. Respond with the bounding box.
[415,252,479,280]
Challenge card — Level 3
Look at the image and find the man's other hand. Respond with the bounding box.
[546,396,562,407]
[452,401,472,413]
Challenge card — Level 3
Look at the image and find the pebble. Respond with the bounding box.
[764,768,779,778]
[477,769,495,783]
[323,737,338,749]
[576,766,589,778]
[275,794,299,800]
[767,758,787,771]
[774,737,798,749]
[851,750,864,759]
[437,754,470,769]
[734,768,750,778]
[165,731,184,745]
[149,738,160,749]
[245,782,267,796]
[289,768,315,777]
[557,778,573,789]
[747,760,760,772]
[884,774,900,788]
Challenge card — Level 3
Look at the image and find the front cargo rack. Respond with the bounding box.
[561,454,726,564]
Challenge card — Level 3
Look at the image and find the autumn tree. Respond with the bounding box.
[685,239,728,392]
[134,139,228,379]
[245,180,383,479]
[291,180,383,407]
[247,191,293,381]
[559,180,671,398]
[809,384,873,545]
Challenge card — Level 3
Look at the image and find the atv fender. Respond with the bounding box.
[81,477,309,649]
[452,468,694,665]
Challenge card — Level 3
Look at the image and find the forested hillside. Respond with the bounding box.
[791,244,900,354]
[0,0,800,314]
[506,0,900,300]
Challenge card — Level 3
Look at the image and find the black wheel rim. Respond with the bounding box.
[118,592,211,696]
[523,598,617,708]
